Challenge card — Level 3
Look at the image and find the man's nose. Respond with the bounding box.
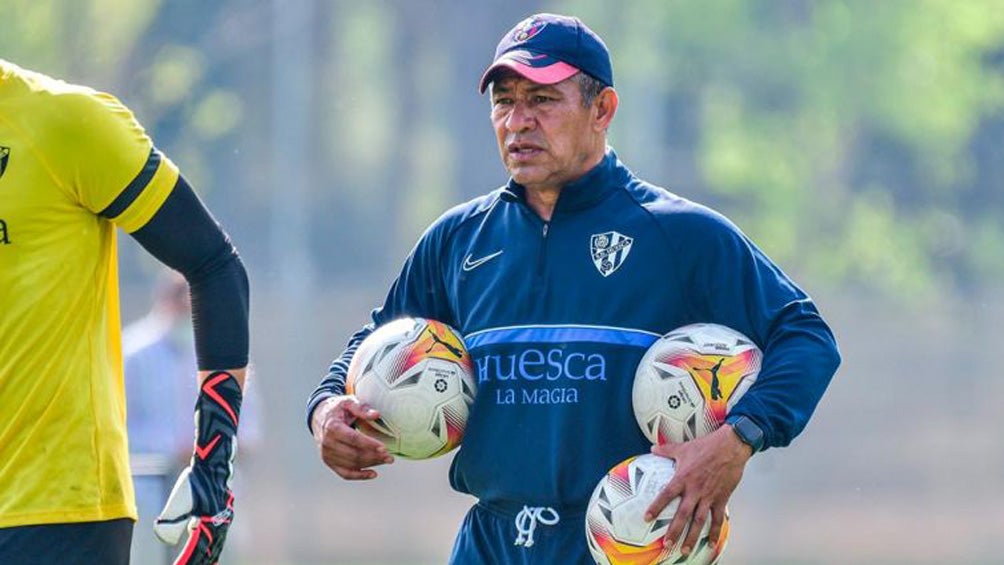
[506,101,535,131]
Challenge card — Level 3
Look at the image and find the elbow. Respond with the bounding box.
[823,332,842,377]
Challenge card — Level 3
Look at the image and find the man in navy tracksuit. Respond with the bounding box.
[308,13,840,564]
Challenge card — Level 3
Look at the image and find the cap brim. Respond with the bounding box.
[478,53,580,93]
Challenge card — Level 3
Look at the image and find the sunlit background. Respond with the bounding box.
[4,1,1004,563]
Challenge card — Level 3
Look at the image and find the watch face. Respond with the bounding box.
[732,417,763,451]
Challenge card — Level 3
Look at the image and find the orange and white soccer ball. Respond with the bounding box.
[346,317,476,459]
[585,454,728,565]
[632,323,761,444]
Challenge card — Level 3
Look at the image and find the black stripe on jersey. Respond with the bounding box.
[99,148,161,219]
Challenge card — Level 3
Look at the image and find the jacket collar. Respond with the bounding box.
[501,148,629,215]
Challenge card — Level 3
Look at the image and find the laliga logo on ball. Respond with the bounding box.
[633,323,761,444]
[346,317,477,460]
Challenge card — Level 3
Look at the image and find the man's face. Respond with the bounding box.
[490,72,604,192]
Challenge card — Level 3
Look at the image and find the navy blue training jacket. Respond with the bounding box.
[308,149,840,515]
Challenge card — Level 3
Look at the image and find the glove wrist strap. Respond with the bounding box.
[191,371,242,514]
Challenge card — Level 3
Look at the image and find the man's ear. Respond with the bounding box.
[594,87,619,132]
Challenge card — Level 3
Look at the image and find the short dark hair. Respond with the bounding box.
[575,72,606,107]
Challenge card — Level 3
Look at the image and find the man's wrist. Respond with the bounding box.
[308,393,336,435]
[725,414,765,454]
[310,394,352,437]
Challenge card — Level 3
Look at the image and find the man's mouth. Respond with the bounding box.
[508,142,543,158]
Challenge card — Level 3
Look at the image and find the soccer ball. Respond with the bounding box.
[633,323,761,444]
[585,454,727,565]
[346,317,476,459]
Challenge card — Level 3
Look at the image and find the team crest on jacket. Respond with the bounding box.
[590,231,633,277]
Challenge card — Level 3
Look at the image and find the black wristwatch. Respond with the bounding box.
[726,414,765,453]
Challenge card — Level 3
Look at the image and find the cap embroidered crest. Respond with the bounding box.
[512,17,547,43]
[478,13,613,93]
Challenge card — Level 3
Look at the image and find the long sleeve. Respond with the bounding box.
[681,211,841,449]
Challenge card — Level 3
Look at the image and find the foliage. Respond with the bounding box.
[585,0,1004,297]
[2,0,1003,298]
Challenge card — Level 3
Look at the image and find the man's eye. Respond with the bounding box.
[533,95,553,104]
[493,98,513,106]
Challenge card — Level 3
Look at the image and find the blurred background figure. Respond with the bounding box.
[123,269,262,565]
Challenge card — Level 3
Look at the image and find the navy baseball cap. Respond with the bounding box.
[478,13,613,93]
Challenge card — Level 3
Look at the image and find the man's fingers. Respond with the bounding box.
[322,438,392,469]
[314,396,394,479]
[342,424,390,452]
[680,501,711,557]
[313,395,375,440]
[318,417,388,456]
[662,496,695,553]
[343,401,380,421]
[319,427,394,477]
[707,504,726,550]
[644,477,682,521]
[334,465,379,481]
[650,442,677,458]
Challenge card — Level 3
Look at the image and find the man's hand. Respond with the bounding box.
[312,395,394,480]
[644,424,753,557]
[155,371,242,565]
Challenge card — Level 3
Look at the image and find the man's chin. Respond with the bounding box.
[507,167,545,186]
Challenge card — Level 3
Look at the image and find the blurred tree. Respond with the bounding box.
[3,0,1003,298]
[0,0,264,281]
[571,0,1004,298]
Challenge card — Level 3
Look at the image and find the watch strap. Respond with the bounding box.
[726,414,765,453]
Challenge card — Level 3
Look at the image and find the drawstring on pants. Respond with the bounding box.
[513,506,560,548]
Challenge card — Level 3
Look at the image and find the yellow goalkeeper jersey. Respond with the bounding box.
[0,60,179,527]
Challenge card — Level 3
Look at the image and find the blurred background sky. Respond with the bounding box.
[3,1,1004,563]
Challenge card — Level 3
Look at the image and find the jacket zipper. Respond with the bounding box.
[537,222,550,277]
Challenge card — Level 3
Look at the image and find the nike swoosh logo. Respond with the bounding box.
[462,250,504,271]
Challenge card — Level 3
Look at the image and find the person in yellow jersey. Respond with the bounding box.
[0,59,250,565]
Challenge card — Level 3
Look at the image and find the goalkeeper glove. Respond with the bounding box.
[155,371,242,565]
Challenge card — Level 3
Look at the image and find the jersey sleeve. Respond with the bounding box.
[679,210,841,450]
[129,176,250,371]
[50,89,179,232]
[368,221,456,328]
